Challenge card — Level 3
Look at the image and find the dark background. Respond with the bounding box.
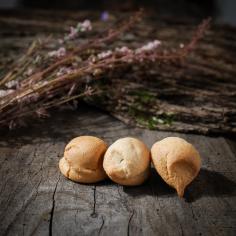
[0,0,236,26]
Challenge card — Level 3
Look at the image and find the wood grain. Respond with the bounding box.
[0,107,235,236]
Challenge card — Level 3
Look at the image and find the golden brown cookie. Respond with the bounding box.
[59,136,107,183]
[103,137,150,186]
[151,137,201,197]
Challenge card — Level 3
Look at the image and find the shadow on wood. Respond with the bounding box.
[123,168,236,202]
[185,168,236,202]
[60,174,114,186]
[123,168,175,197]
[0,107,115,147]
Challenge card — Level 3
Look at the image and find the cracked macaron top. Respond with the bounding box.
[103,137,150,186]
[59,136,107,183]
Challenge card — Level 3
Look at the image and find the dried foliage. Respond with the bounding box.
[0,10,210,129]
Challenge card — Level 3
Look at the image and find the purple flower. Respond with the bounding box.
[101,11,109,21]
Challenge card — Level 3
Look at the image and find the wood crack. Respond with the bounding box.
[179,222,184,236]
[98,216,104,235]
[90,185,97,218]
[49,175,60,236]
[127,210,134,236]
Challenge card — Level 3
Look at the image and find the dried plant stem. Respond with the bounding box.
[23,10,144,85]
[0,38,48,86]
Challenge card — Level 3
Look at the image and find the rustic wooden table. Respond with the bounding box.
[0,9,236,236]
[0,107,236,236]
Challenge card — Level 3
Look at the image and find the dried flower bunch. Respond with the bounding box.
[0,10,210,129]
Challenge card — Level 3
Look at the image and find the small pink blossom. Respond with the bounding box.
[36,108,49,118]
[37,81,49,87]
[87,55,96,63]
[48,47,66,58]
[68,26,78,40]
[136,40,161,54]
[20,93,39,104]
[79,20,92,32]
[84,75,92,83]
[97,50,113,60]
[64,20,92,41]
[180,43,185,48]
[24,67,34,76]
[127,58,133,63]
[0,89,15,98]
[84,86,94,96]
[5,80,18,89]
[56,67,73,76]
[9,120,17,130]
[92,68,102,76]
[58,39,64,44]
[115,46,132,54]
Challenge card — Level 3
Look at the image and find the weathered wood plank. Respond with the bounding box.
[0,107,235,236]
